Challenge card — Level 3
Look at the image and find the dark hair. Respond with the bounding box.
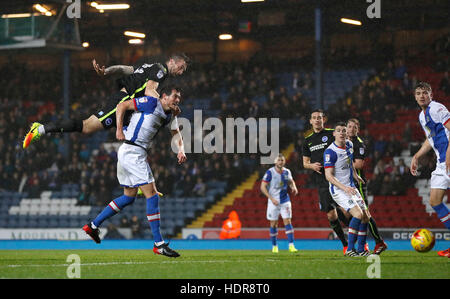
[160,84,182,98]
[170,52,191,66]
[414,81,432,92]
[335,121,347,128]
[310,109,325,117]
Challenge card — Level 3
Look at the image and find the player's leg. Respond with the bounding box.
[429,168,450,257]
[356,208,370,256]
[320,188,348,251]
[23,91,129,149]
[269,220,279,253]
[280,201,297,252]
[140,182,179,257]
[430,188,450,257]
[267,201,280,253]
[345,205,364,256]
[83,187,137,243]
[360,185,386,253]
[282,218,297,252]
[430,188,450,229]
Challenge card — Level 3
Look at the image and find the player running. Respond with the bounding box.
[324,122,371,257]
[23,53,190,149]
[302,110,350,254]
[82,84,186,258]
[346,118,388,255]
[260,154,299,253]
[410,81,450,258]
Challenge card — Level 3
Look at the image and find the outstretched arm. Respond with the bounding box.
[92,59,134,77]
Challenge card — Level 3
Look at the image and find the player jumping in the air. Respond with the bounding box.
[23,53,190,149]
[83,84,186,257]
[410,81,450,258]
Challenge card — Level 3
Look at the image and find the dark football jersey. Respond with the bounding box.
[350,135,366,181]
[302,128,334,188]
[117,62,169,98]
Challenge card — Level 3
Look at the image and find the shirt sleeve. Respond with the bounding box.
[323,149,337,168]
[286,169,293,181]
[133,96,158,113]
[432,103,450,126]
[262,170,272,183]
[352,138,365,160]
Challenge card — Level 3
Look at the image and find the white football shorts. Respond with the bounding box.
[117,143,154,188]
[330,187,367,212]
[266,200,292,221]
[430,162,450,190]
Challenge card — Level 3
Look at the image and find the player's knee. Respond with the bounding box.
[429,195,443,207]
[326,209,338,221]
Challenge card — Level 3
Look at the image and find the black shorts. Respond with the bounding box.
[95,91,133,130]
[318,186,338,213]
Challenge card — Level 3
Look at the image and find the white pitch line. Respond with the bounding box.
[1,259,236,268]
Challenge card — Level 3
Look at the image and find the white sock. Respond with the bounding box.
[90,222,97,229]
[155,240,165,246]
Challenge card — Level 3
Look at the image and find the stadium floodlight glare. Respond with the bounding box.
[33,4,52,16]
[95,4,130,10]
[124,31,146,39]
[241,0,265,3]
[219,34,233,40]
[1,13,39,18]
[128,39,143,44]
[340,18,362,26]
[82,42,90,48]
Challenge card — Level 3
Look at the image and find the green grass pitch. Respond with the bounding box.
[0,249,448,279]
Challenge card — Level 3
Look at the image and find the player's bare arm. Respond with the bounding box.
[170,122,187,165]
[302,156,322,174]
[288,179,298,195]
[352,164,365,185]
[260,181,278,205]
[324,167,357,196]
[115,100,136,141]
[410,139,432,176]
[144,80,160,98]
[353,158,364,170]
[92,59,134,77]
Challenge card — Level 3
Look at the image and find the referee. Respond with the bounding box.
[346,118,388,254]
[23,53,190,149]
[302,109,349,253]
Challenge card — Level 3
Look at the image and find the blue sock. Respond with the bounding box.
[347,217,361,251]
[432,202,450,230]
[92,195,135,228]
[285,224,294,244]
[357,222,368,253]
[147,194,163,243]
[269,227,277,246]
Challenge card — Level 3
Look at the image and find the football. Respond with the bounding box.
[410,229,436,252]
